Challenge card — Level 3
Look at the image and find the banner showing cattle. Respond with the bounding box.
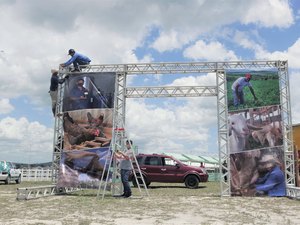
[226,70,286,197]
[57,72,116,188]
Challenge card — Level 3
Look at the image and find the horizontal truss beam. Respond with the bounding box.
[125,86,217,98]
[286,186,300,200]
[16,185,82,200]
[64,60,282,74]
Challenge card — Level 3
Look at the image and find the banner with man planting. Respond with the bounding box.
[226,70,285,197]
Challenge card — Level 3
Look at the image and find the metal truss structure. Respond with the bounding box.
[286,185,300,200]
[17,185,57,200]
[16,185,81,200]
[216,70,230,196]
[278,61,295,186]
[125,86,217,98]
[51,75,66,183]
[45,60,296,198]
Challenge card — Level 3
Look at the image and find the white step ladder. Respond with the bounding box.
[97,126,149,199]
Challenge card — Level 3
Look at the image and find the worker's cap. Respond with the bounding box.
[245,73,252,79]
[68,49,75,55]
[259,154,278,164]
[51,69,58,74]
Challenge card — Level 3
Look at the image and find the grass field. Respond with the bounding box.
[0,181,299,225]
[227,73,280,111]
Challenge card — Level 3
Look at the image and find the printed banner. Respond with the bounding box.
[57,147,112,188]
[228,105,283,154]
[226,70,286,197]
[62,109,113,151]
[227,70,280,112]
[57,72,116,189]
[63,72,115,112]
[230,147,285,197]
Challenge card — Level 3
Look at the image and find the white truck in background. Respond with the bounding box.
[0,161,22,184]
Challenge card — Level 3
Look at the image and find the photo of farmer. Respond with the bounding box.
[232,73,257,108]
[228,105,283,153]
[63,109,113,151]
[255,154,286,197]
[57,148,111,189]
[63,73,116,112]
[230,147,285,197]
[227,70,280,111]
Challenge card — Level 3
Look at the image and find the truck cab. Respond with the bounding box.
[0,161,22,184]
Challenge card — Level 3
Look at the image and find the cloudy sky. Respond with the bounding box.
[1,0,300,163]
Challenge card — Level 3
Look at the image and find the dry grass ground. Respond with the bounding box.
[0,181,299,225]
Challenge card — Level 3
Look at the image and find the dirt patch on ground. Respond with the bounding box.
[0,182,299,225]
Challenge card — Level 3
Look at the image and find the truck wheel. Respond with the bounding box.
[5,176,11,185]
[132,175,147,187]
[185,175,199,189]
[16,175,21,184]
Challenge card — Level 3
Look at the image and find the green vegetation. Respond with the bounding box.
[227,72,280,111]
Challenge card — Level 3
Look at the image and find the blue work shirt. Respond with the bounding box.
[256,166,286,197]
[70,86,89,109]
[64,52,91,67]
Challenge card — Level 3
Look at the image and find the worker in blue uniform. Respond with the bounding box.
[255,154,286,197]
[60,49,91,72]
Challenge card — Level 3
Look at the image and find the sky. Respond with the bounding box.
[1,0,300,163]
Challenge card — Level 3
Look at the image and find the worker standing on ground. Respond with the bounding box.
[115,140,134,198]
[60,49,91,72]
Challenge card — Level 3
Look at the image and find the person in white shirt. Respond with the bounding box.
[231,73,258,108]
[115,140,134,198]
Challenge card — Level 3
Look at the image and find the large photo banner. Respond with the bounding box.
[58,72,116,189]
[63,72,115,111]
[57,147,111,188]
[226,70,286,197]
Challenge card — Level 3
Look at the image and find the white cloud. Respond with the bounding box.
[150,0,294,52]
[125,73,218,155]
[0,98,14,114]
[242,0,294,28]
[126,99,214,155]
[233,30,264,52]
[183,40,238,61]
[0,117,53,163]
[233,30,300,69]
[256,38,300,69]
[151,30,196,53]
[0,1,150,107]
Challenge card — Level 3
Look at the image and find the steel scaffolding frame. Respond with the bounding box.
[48,60,296,198]
[125,86,217,98]
[51,74,65,183]
[216,70,230,196]
[278,61,295,186]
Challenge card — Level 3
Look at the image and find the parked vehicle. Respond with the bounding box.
[0,161,22,184]
[130,154,208,188]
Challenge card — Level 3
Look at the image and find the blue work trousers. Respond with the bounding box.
[121,169,132,195]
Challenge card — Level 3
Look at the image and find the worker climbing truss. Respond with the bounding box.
[48,60,296,199]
